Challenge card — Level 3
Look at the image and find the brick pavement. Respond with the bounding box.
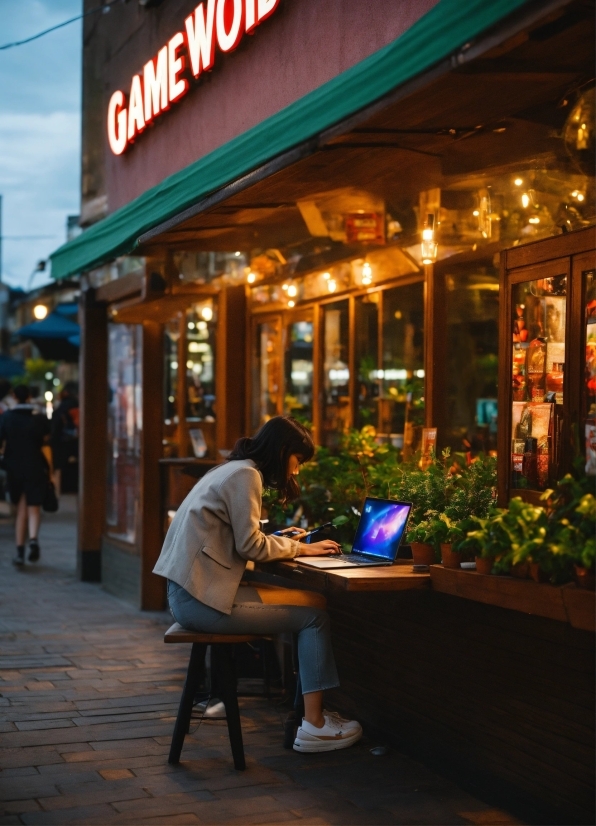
[0,497,522,825]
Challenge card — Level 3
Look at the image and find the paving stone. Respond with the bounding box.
[0,497,519,826]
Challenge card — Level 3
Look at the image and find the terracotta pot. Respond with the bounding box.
[475,555,493,575]
[441,543,462,569]
[410,542,436,566]
[529,561,547,583]
[511,562,530,579]
[574,564,596,590]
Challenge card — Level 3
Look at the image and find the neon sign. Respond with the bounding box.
[107,0,281,155]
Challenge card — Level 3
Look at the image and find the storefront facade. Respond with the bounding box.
[50,0,594,606]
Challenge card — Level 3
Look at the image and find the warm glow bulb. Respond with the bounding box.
[201,306,213,321]
[422,228,434,241]
[472,210,480,217]
[521,192,530,208]
[514,178,523,186]
[328,279,337,293]
[528,217,540,224]
[33,305,48,320]
[288,300,295,308]
[322,272,330,280]
[361,262,372,285]
[282,283,289,291]
[577,193,585,202]
[287,284,298,297]
[44,391,53,402]
[247,272,256,284]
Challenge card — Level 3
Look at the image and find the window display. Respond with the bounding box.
[252,318,282,430]
[322,301,350,446]
[106,324,142,543]
[510,274,567,492]
[284,319,314,424]
[355,294,379,430]
[584,269,596,474]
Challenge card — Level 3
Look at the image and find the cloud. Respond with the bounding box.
[0,0,81,287]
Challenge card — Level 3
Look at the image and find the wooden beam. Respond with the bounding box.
[424,264,446,437]
[216,285,247,451]
[77,289,108,581]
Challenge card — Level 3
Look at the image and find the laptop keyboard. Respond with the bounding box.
[337,553,381,565]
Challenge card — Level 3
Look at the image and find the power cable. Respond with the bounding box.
[0,2,115,52]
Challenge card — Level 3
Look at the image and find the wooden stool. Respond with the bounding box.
[164,584,327,768]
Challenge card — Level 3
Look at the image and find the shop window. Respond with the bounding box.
[253,318,282,430]
[106,324,142,544]
[445,266,499,455]
[355,294,379,430]
[284,318,313,425]
[322,300,350,447]
[185,303,216,457]
[380,282,425,452]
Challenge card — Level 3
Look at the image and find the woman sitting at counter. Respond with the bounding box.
[153,415,362,753]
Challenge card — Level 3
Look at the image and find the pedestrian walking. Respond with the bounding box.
[50,381,79,495]
[0,384,51,566]
[154,415,363,753]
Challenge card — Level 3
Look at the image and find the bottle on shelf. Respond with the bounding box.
[527,335,547,401]
[512,346,527,401]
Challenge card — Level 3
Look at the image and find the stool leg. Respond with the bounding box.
[169,643,207,765]
[212,645,245,770]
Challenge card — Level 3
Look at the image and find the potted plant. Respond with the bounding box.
[406,519,439,565]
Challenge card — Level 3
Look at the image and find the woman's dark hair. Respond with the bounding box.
[13,384,30,404]
[228,416,315,502]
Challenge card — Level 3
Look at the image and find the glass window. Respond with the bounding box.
[185,306,216,422]
[106,324,142,544]
[380,282,425,452]
[444,266,500,455]
[510,273,567,492]
[253,318,282,430]
[284,319,313,425]
[355,294,379,430]
[322,300,350,447]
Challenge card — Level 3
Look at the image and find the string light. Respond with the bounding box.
[247,271,256,284]
[322,272,330,280]
[201,306,213,321]
[288,300,295,308]
[327,279,337,293]
[33,305,48,320]
[514,178,523,186]
[521,192,530,208]
[287,284,298,297]
[361,261,372,286]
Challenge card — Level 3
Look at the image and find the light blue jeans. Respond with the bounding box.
[167,580,339,694]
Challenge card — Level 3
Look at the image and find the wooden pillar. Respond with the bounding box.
[424,263,446,439]
[216,285,247,450]
[140,320,165,610]
[77,287,108,581]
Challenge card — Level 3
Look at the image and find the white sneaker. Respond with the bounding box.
[293,713,362,753]
[324,710,361,734]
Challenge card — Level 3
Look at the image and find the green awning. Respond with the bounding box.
[51,0,531,280]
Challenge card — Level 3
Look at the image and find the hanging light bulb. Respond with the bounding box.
[514,177,523,186]
[288,300,295,308]
[521,192,530,209]
[361,261,373,286]
[322,272,330,281]
[246,271,256,284]
[282,283,289,291]
[327,279,337,293]
[287,284,298,297]
[420,214,438,265]
[201,306,213,321]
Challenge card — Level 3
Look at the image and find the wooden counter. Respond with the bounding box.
[271,558,430,592]
[430,564,595,632]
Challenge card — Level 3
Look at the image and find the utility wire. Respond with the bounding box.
[0,3,115,52]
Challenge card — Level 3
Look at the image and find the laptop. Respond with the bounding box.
[296,498,412,569]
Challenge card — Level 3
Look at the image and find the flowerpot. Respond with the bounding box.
[529,562,547,583]
[410,542,436,566]
[441,543,462,569]
[511,562,530,579]
[475,555,493,575]
[574,564,596,590]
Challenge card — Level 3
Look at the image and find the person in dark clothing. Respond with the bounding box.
[50,382,79,495]
[0,385,51,566]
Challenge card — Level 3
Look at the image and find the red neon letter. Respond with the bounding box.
[168,32,189,103]
[185,1,216,78]
[257,0,279,23]
[144,46,168,123]
[107,90,128,155]
[127,74,146,140]
[216,0,243,53]
[245,0,256,33]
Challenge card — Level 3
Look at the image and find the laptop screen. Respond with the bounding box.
[352,498,412,561]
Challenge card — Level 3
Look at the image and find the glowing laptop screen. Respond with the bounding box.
[351,498,411,561]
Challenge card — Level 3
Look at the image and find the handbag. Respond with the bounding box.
[43,480,59,513]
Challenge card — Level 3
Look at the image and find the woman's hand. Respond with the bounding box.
[297,539,342,556]
[275,527,308,541]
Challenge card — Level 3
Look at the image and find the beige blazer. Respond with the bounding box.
[153,458,301,614]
